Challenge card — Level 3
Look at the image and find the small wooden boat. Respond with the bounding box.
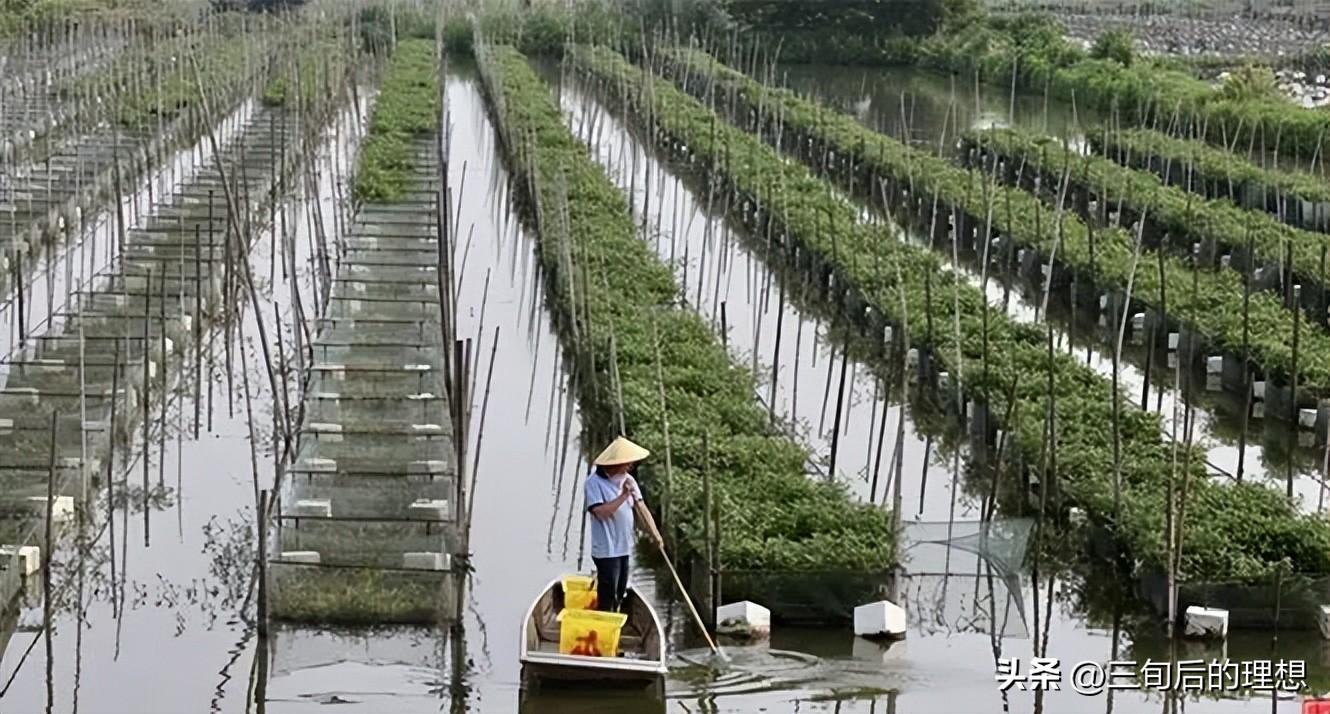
[520,577,667,692]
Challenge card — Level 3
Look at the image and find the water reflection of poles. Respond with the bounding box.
[44,411,58,714]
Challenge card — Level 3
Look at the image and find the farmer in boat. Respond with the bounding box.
[585,436,661,613]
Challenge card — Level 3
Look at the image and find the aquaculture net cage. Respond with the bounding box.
[701,518,1033,630]
[1143,570,1330,631]
[0,340,117,615]
[896,518,1034,639]
[268,176,461,625]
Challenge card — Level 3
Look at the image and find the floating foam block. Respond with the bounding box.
[404,363,431,371]
[854,600,907,639]
[293,499,332,518]
[1318,605,1330,640]
[1253,381,1267,400]
[408,499,450,520]
[1183,606,1228,639]
[27,496,74,523]
[407,393,434,400]
[1300,408,1318,429]
[409,460,447,474]
[0,418,12,433]
[314,392,340,401]
[411,423,443,435]
[308,422,343,442]
[1206,356,1223,374]
[403,552,449,570]
[300,458,337,473]
[280,551,321,564]
[1167,333,1180,351]
[0,545,40,576]
[716,601,771,639]
[1130,313,1146,332]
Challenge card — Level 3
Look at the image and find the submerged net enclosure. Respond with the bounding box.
[269,137,461,625]
[693,518,1032,629]
[0,103,299,618]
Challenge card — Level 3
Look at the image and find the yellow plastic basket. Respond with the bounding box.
[562,574,598,610]
[557,608,627,657]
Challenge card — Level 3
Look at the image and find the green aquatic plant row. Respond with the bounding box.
[580,44,1330,581]
[352,38,440,203]
[967,127,1330,393]
[660,46,1330,397]
[918,14,1330,160]
[1092,128,1330,207]
[475,43,894,573]
[970,126,1330,294]
[113,21,270,131]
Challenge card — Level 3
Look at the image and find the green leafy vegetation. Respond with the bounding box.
[918,14,1330,160]
[352,37,439,203]
[476,43,894,573]
[1093,127,1330,206]
[1089,29,1134,67]
[614,44,1330,581]
[112,23,262,130]
[968,127,1330,393]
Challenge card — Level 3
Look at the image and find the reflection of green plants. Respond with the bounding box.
[271,566,442,623]
[476,43,894,574]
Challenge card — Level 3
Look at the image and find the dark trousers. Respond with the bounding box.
[592,555,630,612]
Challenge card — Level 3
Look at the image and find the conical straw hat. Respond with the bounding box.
[593,436,650,466]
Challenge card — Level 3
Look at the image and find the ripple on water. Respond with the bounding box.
[265,661,443,713]
[669,644,901,702]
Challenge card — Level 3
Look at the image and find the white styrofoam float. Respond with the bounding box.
[715,601,771,639]
[0,545,41,576]
[854,600,907,640]
[403,552,450,570]
[1183,606,1228,640]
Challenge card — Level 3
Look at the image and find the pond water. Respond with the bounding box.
[3,60,1329,714]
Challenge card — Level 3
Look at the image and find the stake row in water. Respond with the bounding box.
[476,42,893,574]
[571,44,1330,582]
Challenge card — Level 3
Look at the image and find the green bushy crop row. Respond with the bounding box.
[475,43,895,573]
[968,127,1330,394]
[919,14,1330,160]
[598,44,1330,581]
[1093,128,1330,206]
[352,38,439,203]
[663,46,1330,397]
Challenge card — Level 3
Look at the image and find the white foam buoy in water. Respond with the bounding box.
[1317,606,1330,640]
[0,545,41,576]
[854,600,907,640]
[281,551,321,564]
[715,601,771,639]
[1183,606,1228,639]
